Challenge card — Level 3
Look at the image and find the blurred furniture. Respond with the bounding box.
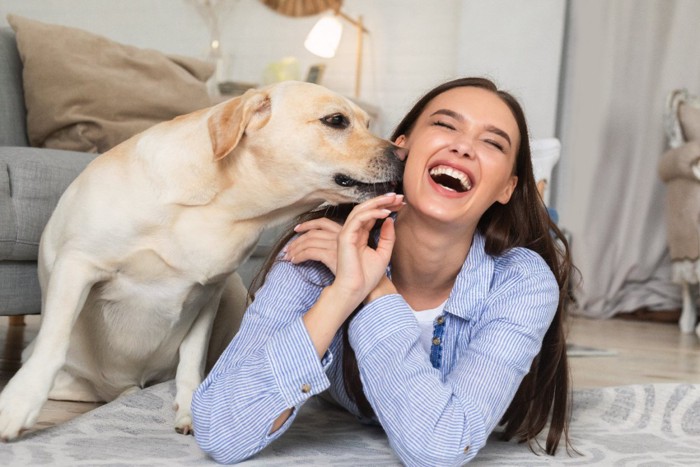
[531,138,562,229]
[659,88,700,336]
[531,137,561,207]
[0,26,269,325]
[261,0,369,99]
[0,27,97,321]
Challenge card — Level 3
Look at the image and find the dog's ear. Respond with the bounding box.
[208,89,272,161]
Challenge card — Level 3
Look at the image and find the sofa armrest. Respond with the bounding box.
[0,147,97,261]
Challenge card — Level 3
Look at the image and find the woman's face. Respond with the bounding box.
[396,86,520,228]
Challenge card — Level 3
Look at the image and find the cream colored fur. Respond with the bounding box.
[0,81,403,440]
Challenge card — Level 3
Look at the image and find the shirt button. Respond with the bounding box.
[436,316,445,325]
[301,383,311,393]
[432,337,441,346]
[464,445,470,453]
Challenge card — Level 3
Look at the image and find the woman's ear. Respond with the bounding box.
[394,134,407,147]
[497,175,518,205]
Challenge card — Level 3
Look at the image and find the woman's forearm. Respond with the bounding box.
[193,315,333,463]
[364,276,398,305]
[302,286,359,359]
[270,408,294,433]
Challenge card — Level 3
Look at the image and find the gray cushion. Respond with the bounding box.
[0,27,28,147]
[0,147,97,261]
[0,261,41,315]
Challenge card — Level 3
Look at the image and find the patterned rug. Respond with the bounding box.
[1,382,698,466]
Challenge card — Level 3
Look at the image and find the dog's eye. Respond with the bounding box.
[321,113,350,129]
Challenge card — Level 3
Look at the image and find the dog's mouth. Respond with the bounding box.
[429,165,473,193]
[332,146,405,201]
[334,174,400,196]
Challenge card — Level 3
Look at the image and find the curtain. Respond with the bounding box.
[554,0,700,318]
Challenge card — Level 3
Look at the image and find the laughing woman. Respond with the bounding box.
[191,77,573,465]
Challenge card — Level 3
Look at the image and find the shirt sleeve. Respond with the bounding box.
[191,258,333,464]
[347,251,559,466]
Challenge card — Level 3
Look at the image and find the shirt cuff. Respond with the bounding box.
[265,316,332,408]
[348,294,418,362]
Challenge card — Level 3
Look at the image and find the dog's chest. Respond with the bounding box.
[98,230,256,309]
[74,249,229,394]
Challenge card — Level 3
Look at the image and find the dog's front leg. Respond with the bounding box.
[173,286,225,435]
[0,255,101,440]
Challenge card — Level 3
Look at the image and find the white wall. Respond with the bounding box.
[457,0,566,139]
[0,0,565,140]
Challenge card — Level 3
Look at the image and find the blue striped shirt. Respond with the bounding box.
[191,232,559,465]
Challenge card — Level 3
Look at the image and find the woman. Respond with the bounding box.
[191,77,573,465]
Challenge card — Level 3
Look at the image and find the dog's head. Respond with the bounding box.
[207,81,405,206]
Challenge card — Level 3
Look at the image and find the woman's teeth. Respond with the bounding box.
[429,165,472,192]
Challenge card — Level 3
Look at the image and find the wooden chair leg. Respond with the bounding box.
[8,315,26,327]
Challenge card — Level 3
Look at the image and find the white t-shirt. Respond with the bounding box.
[412,301,447,353]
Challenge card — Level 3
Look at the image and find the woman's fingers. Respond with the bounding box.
[340,205,399,242]
[283,194,405,280]
[286,237,338,272]
[374,216,396,262]
[290,246,337,272]
[284,219,341,272]
[342,194,404,236]
[329,194,405,302]
[346,193,404,221]
[287,230,337,255]
[293,217,342,235]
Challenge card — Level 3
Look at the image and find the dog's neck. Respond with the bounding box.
[214,149,327,228]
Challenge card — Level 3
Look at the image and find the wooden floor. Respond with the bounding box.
[1,313,699,436]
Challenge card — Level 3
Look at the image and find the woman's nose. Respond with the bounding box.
[449,136,475,158]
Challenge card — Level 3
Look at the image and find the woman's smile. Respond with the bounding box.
[426,161,475,198]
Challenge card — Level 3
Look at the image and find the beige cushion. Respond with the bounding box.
[680,100,700,142]
[8,14,214,153]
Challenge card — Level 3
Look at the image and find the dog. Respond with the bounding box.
[0,81,404,440]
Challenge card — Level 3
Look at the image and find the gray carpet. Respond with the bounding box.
[1,381,698,466]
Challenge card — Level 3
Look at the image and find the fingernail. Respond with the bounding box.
[384,192,396,196]
[293,224,301,231]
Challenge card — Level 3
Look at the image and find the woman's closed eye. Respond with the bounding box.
[484,139,505,152]
[433,120,456,130]
[432,118,509,152]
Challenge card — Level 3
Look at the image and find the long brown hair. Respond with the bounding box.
[251,77,574,455]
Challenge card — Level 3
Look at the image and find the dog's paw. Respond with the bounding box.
[174,413,194,435]
[173,387,195,435]
[0,378,45,441]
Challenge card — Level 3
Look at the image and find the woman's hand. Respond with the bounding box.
[284,217,343,274]
[330,193,404,305]
[300,194,404,359]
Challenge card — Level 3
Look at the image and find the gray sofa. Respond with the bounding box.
[0,27,97,317]
[0,26,273,318]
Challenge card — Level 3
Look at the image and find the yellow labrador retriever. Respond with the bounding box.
[0,81,404,440]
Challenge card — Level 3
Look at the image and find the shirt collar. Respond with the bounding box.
[445,231,493,321]
[386,231,493,321]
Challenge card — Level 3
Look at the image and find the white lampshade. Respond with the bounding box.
[304,15,343,58]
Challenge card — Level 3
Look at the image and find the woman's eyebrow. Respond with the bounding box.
[484,125,512,146]
[431,109,512,146]
[431,109,464,121]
